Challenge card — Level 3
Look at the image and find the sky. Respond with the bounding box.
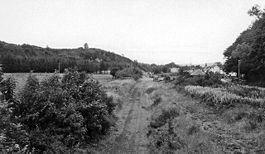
[0,0,264,64]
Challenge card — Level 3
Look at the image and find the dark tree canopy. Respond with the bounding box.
[224,5,265,83]
[0,41,134,73]
[84,43,89,49]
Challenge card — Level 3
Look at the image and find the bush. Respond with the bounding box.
[150,107,179,128]
[0,70,28,153]
[115,67,143,80]
[145,87,156,94]
[110,68,119,78]
[175,72,223,87]
[0,69,115,153]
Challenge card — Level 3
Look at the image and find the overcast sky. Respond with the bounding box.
[0,0,264,64]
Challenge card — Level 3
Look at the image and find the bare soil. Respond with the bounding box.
[98,77,156,153]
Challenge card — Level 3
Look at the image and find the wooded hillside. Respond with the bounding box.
[0,41,133,73]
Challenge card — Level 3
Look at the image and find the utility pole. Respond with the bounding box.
[58,60,61,73]
[238,59,241,79]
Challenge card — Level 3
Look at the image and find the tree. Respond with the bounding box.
[231,43,252,59]
[223,5,265,82]
[84,43,89,50]
[248,4,264,19]
[100,61,107,73]
[110,68,119,78]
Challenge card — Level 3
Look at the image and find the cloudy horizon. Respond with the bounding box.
[0,0,264,64]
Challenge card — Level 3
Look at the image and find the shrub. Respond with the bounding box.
[187,125,200,135]
[150,107,179,128]
[175,72,223,87]
[115,67,143,80]
[145,87,156,94]
[0,69,115,153]
[110,68,119,78]
[0,70,28,153]
[153,97,162,106]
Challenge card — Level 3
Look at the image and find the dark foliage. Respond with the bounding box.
[0,69,115,153]
[174,71,223,87]
[110,67,120,78]
[115,67,143,80]
[0,41,133,73]
[223,5,265,83]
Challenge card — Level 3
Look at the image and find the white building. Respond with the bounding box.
[170,67,179,73]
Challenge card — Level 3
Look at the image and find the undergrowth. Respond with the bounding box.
[0,69,116,153]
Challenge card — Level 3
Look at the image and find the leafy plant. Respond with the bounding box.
[115,67,143,80]
[0,69,116,153]
[174,72,223,87]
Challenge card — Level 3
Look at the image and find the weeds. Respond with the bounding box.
[150,107,179,129]
[116,98,123,111]
[153,97,162,106]
[145,87,156,94]
[187,125,200,135]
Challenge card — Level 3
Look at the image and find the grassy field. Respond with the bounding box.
[143,82,265,153]
[3,73,265,153]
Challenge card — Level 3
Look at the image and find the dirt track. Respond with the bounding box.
[102,78,156,153]
[97,77,264,153]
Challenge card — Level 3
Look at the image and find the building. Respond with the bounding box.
[170,67,179,73]
[203,63,225,74]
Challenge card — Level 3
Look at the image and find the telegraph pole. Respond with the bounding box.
[238,59,241,79]
[58,60,61,73]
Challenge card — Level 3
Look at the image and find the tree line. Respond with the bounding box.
[1,54,110,73]
[0,41,134,73]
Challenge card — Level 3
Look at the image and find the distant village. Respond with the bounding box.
[150,62,235,82]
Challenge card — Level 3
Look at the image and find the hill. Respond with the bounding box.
[0,41,133,73]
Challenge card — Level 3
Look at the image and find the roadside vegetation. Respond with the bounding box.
[223,5,265,84]
[174,69,224,87]
[1,4,265,154]
[185,85,265,109]
[0,69,116,153]
[111,67,143,80]
[145,7,265,151]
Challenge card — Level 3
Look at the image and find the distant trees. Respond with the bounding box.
[115,67,143,80]
[248,4,264,19]
[84,43,89,49]
[99,61,108,73]
[151,64,170,74]
[0,55,101,73]
[110,68,119,78]
[0,41,136,73]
